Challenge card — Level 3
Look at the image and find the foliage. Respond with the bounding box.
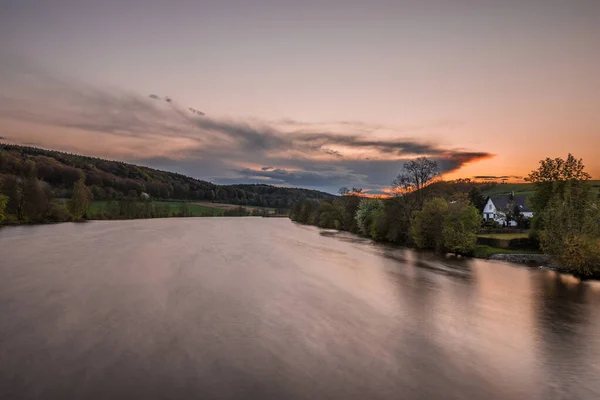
[0,194,7,224]
[383,195,417,244]
[370,209,388,241]
[540,181,600,277]
[411,198,449,251]
[317,201,345,229]
[0,144,332,209]
[47,203,73,222]
[527,153,591,232]
[443,201,481,255]
[22,178,52,222]
[355,198,384,236]
[392,157,439,206]
[468,186,487,212]
[68,179,92,219]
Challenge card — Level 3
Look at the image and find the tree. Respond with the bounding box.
[318,201,345,229]
[1,175,24,220]
[355,198,384,236]
[411,198,449,251]
[392,157,438,206]
[68,179,92,219]
[527,154,591,231]
[443,201,482,254]
[0,194,7,224]
[468,186,487,212]
[297,200,316,224]
[22,178,50,222]
[540,181,599,277]
[383,196,413,244]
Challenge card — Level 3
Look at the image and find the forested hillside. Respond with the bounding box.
[0,144,333,209]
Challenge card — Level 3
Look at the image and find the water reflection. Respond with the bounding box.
[0,219,599,399]
[532,271,600,399]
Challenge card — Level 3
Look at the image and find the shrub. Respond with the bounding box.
[443,202,481,255]
[411,198,448,251]
[355,198,384,237]
[0,193,7,224]
[555,234,600,277]
[47,203,73,222]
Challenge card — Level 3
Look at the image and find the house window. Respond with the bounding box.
[488,204,492,211]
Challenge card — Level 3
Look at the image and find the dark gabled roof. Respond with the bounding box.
[489,194,531,213]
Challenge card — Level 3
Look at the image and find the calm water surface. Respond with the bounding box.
[1,218,599,399]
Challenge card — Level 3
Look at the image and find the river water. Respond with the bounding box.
[1,218,599,399]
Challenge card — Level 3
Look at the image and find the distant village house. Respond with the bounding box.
[483,193,533,227]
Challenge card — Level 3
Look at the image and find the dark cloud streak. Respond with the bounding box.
[0,64,494,191]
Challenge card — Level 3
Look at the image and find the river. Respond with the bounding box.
[1,218,599,399]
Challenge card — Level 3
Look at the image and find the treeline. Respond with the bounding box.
[290,155,600,278]
[290,158,485,255]
[0,174,92,224]
[0,144,333,208]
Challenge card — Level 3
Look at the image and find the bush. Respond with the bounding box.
[355,198,384,237]
[411,198,448,251]
[370,210,388,241]
[556,234,600,276]
[0,193,7,224]
[443,202,481,255]
[47,203,73,222]
[482,219,501,229]
[540,182,600,277]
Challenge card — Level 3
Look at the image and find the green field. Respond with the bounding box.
[477,233,529,240]
[481,181,600,198]
[87,200,224,218]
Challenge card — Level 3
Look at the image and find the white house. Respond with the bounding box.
[483,193,533,227]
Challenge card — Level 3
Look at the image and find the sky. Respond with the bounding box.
[1,0,598,194]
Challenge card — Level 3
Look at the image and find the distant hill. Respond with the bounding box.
[0,144,334,208]
[481,181,600,198]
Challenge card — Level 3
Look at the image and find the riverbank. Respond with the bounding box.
[302,222,600,280]
[0,199,288,227]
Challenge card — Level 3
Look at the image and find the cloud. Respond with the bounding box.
[0,62,494,192]
[234,166,368,188]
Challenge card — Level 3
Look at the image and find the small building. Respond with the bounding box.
[483,193,533,227]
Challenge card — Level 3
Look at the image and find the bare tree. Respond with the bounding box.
[392,157,439,204]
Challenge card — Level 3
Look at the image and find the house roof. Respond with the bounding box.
[488,194,531,213]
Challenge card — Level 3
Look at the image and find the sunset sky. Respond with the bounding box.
[1,0,598,193]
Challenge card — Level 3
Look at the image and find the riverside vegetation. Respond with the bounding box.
[290,155,600,279]
[1,144,598,278]
[0,144,332,224]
